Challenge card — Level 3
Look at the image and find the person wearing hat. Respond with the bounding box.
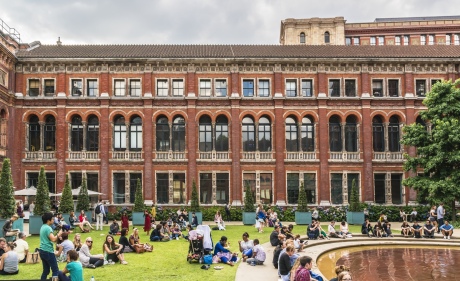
[2,214,20,240]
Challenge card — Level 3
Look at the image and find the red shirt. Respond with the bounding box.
[295,267,310,281]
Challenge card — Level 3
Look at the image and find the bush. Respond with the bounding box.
[133,178,145,212]
[0,158,15,219]
[348,179,361,212]
[60,174,74,214]
[76,176,90,212]
[34,166,51,216]
[243,184,255,212]
[190,180,200,212]
[297,183,308,212]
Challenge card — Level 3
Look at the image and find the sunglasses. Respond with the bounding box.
[87,241,93,243]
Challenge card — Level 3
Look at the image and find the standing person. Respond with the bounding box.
[429,205,438,233]
[225,203,231,221]
[143,210,152,235]
[294,256,312,281]
[103,202,109,224]
[95,201,105,231]
[121,212,129,231]
[151,205,156,221]
[29,201,35,216]
[14,232,29,263]
[0,242,19,275]
[437,203,445,234]
[279,245,295,281]
[311,208,319,221]
[39,212,63,280]
[16,202,24,218]
[57,250,83,281]
[191,212,198,227]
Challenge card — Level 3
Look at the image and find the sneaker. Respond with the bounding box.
[87,264,96,269]
[448,236,451,240]
[109,261,115,265]
[444,236,447,239]
[176,237,179,240]
[121,260,128,265]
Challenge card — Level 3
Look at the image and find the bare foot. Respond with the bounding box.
[227,262,234,266]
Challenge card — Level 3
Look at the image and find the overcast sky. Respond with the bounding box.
[1,0,459,45]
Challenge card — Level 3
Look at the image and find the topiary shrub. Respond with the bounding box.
[34,166,51,216]
[297,182,308,212]
[0,158,15,218]
[133,178,145,212]
[349,179,361,212]
[76,175,90,212]
[59,173,74,214]
[243,184,255,212]
[190,180,201,212]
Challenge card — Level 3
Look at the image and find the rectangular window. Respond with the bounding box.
[353,37,360,45]
[416,80,426,97]
[46,172,56,194]
[330,173,343,204]
[378,36,384,45]
[113,173,125,204]
[286,80,297,97]
[304,173,316,204]
[420,35,426,45]
[44,79,55,96]
[428,35,434,45]
[87,79,98,97]
[345,37,352,45]
[216,173,229,204]
[70,172,82,189]
[260,173,272,204]
[172,79,184,97]
[372,80,383,97]
[374,173,386,204]
[243,80,254,97]
[455,34,460,45]
[329,79,340,97]
[287,173,299,204]
[403,35,409,45]
[27,172,39,189]
[200,173,212,204]
[156,173,169,204]
[215,79,227,97]
[395,36,401,45]
[71,79,83,96]
[129,173,142,204]
[258,79,270,97]
[114,124,127,150]
[243,173,256,202]
[370,37,376,46]
[156,79,169,97]
[87,173,99,193]
[391,174,402,204]
[301,79,313,97]
[199,79,212,97]
[431,79,441,87]
[173,173,185,204]
[129,79,141,97]
[388,79,399,97]
[347,173,360,203]
[446,34,451,45]
[114,79,125,97]
[345,79,356,97]
[29,79,40,96]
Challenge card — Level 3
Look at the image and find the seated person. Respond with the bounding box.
[269,225,284,246]
[340,221,351,238]
[328,221,343,238]
[382,220,393,237]
[73,234,83,252]
[78,210,94,232]
[361,219,374,237]
[378,213,387,223]
[410,208,418,222]
[316,221,328,239]
[190,213,198,227]
[55,232,75,262]
[374,222,383,238]
[214,236,238,266]
[293,234,306,252]
[2,214,19,240]
[401,221,412,237]
[103,235,128,265]
[68,211,81,231]
[129,228,151,252]
[0,242,19,275]
[411,221,423,238]
[119,228,135,252]
[79,237,104,268]
[57,250,83,281]
[246,239,266,265]
[149,224,170,242]
[439,220,454,239]
[329,265,351,281]
[109,220,120,235]
[399,208,406,222]
[281,225,294,240]
[307,222,319,239]
[238,232,254,261]
[423,220,435,238]
[14,232,29,263]
[171,223,182,240]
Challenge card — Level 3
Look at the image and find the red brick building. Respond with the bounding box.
[1,16,460,208]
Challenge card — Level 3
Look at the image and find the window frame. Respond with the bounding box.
[156,78,169,97]
[129,78,142,97]
[242,79,255,97]
[372,79,384,97]
[301,79,313,97]
[28,79,40,97]
[70,115,84,152]
[199,79,212,97]
[214,79,228,97]
[353,37,360,45]
[420,35,426,45]
[374,173,386,204]
[330,173,343,205]
[370,37,376,46]
[156,172,169,204]
[129,116,143,151]
[199,172,213,204]
[388,79,399,97]
[113,79,126,97]
[344,79,356,97]
[285,79,297,97]
[415,79,426,97]
[86,79,99,97]
[172,79,184,97]
[258,79,271,97]
[328,79,341,97]
[71,79,83,97]
[395,36,401,45]
[87,115,99,151]
[300,32,306,44]
[43,78,55,97]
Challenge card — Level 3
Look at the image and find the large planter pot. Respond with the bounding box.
[12,218,24,232]
[242,212,256,225]
[85,211,93,223]
[132,212,144,226]
[189,212,202,226]
[0,219,5,237]
[346,211,365,225]
[295,212,312,225]
[29,215,43,235]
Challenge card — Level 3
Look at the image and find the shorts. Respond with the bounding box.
[429,217,436,222]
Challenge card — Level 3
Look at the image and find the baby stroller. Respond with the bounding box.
[186,225,213,264]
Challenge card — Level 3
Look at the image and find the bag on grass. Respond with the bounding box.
[135,244,145,253]
[203,254,213,265]
[26,252,41,264]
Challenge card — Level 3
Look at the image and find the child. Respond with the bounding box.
[293,234,304,252]
[57,250,83,281]
[246,239,266,265]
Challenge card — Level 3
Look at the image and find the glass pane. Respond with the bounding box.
[156,173,169,204]
[287,173,299,204]
[374,174,386,203]
[200,173,212,204]
[331,173,343,204]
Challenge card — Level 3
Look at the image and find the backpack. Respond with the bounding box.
[95,204,101,214]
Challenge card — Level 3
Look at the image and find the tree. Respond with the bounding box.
[190,180,200,212]
[0,158,15,218]
[133,178,145,212]
[402,79,460,222]
[349,179,360,212]
[60,174,74,214]
[243,183,255,212]
[34,166,51,216]
[297,182,308,212]
[76,175,90,212]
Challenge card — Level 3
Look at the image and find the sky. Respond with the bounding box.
[1,0,459,45]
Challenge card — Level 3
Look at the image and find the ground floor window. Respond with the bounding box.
[260,173,272,204]
[200,173,212,204]
[287,173,299,204]
[173,173,186,204]
[129,173,142,204]
[347,173,360,201]
[304,173,316,204]
[26,172,56,194]
[70,172,82,189]
[243,173,256,202]
[330,173,343,204]
[374,173,386,204]
[156,173,169,204]
[113,173,125,204]
[391,174,403,204]
[216,173,229,204]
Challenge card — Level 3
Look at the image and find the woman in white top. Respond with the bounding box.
[340,221,351,237]
[0,242,19,275]
[238,232,254,262]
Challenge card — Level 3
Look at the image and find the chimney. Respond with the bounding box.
[57,37,62,46]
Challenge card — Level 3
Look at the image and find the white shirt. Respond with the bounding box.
[253,244,266,261]
[14,239,29,261]
[240,239,254,251]
[437,206,444,219]
[328,224,336,233]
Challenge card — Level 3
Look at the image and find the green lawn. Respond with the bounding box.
[4,224,274,281]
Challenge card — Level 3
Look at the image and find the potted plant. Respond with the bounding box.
[0,159,20,232]
[60,173,74,225]
[76,175,92,222]
[242,183,256,225]
[188,180,202,224]
[346,179,365,225]
[30,166,51,234]
[295,182,312,225]
[132,178,145,226]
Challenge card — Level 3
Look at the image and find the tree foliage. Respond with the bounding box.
[349,179,361,212]
[402,79,460,221]
[60,173,74,214]
[34,166,51,216]
[0,158,16,218]
[76,175,90,212]
[243,183,255,212]
[297,182,308,212]
[133,178,145,212]
[190,180,200,212]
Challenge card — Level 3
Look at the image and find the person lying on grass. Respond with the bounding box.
[213,236,238,266]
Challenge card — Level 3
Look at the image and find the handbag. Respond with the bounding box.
[26,252,41,264]
[134,244,145,253]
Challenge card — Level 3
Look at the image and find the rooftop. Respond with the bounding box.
[375,15,460,22]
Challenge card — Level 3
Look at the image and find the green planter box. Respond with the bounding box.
[189,212,202,226]
[12,218,24,232]
[85,211,93,223]
[29,215,43,235]
[346,211,365,225]
[132,212,145,226]
[242,212,256,225]
[0,219,5,237]
[62,214,70,226]
[295,212,312,225]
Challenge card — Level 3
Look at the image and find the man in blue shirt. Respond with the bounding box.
[439,220,454,240]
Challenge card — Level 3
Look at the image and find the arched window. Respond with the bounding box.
[113,115,126,151]
[301,116,315,151]
[372,116,385,152]
[242,117,255,152]
[28,115,40,151]
[44,115,56,151]
[172,116,185,151]
[156,116,169,151]
[130,115,142,151]
[324,31,330,44]
[388,116,400,152]
[285,117,298,152]
[329,115,342,151]
[87,115,99,151]
[300,32,306,44]
[199,115,212,152]
[345,115,358,152]
[70,115,83,151]
[215,115,229,151]
[258,116,271,152]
